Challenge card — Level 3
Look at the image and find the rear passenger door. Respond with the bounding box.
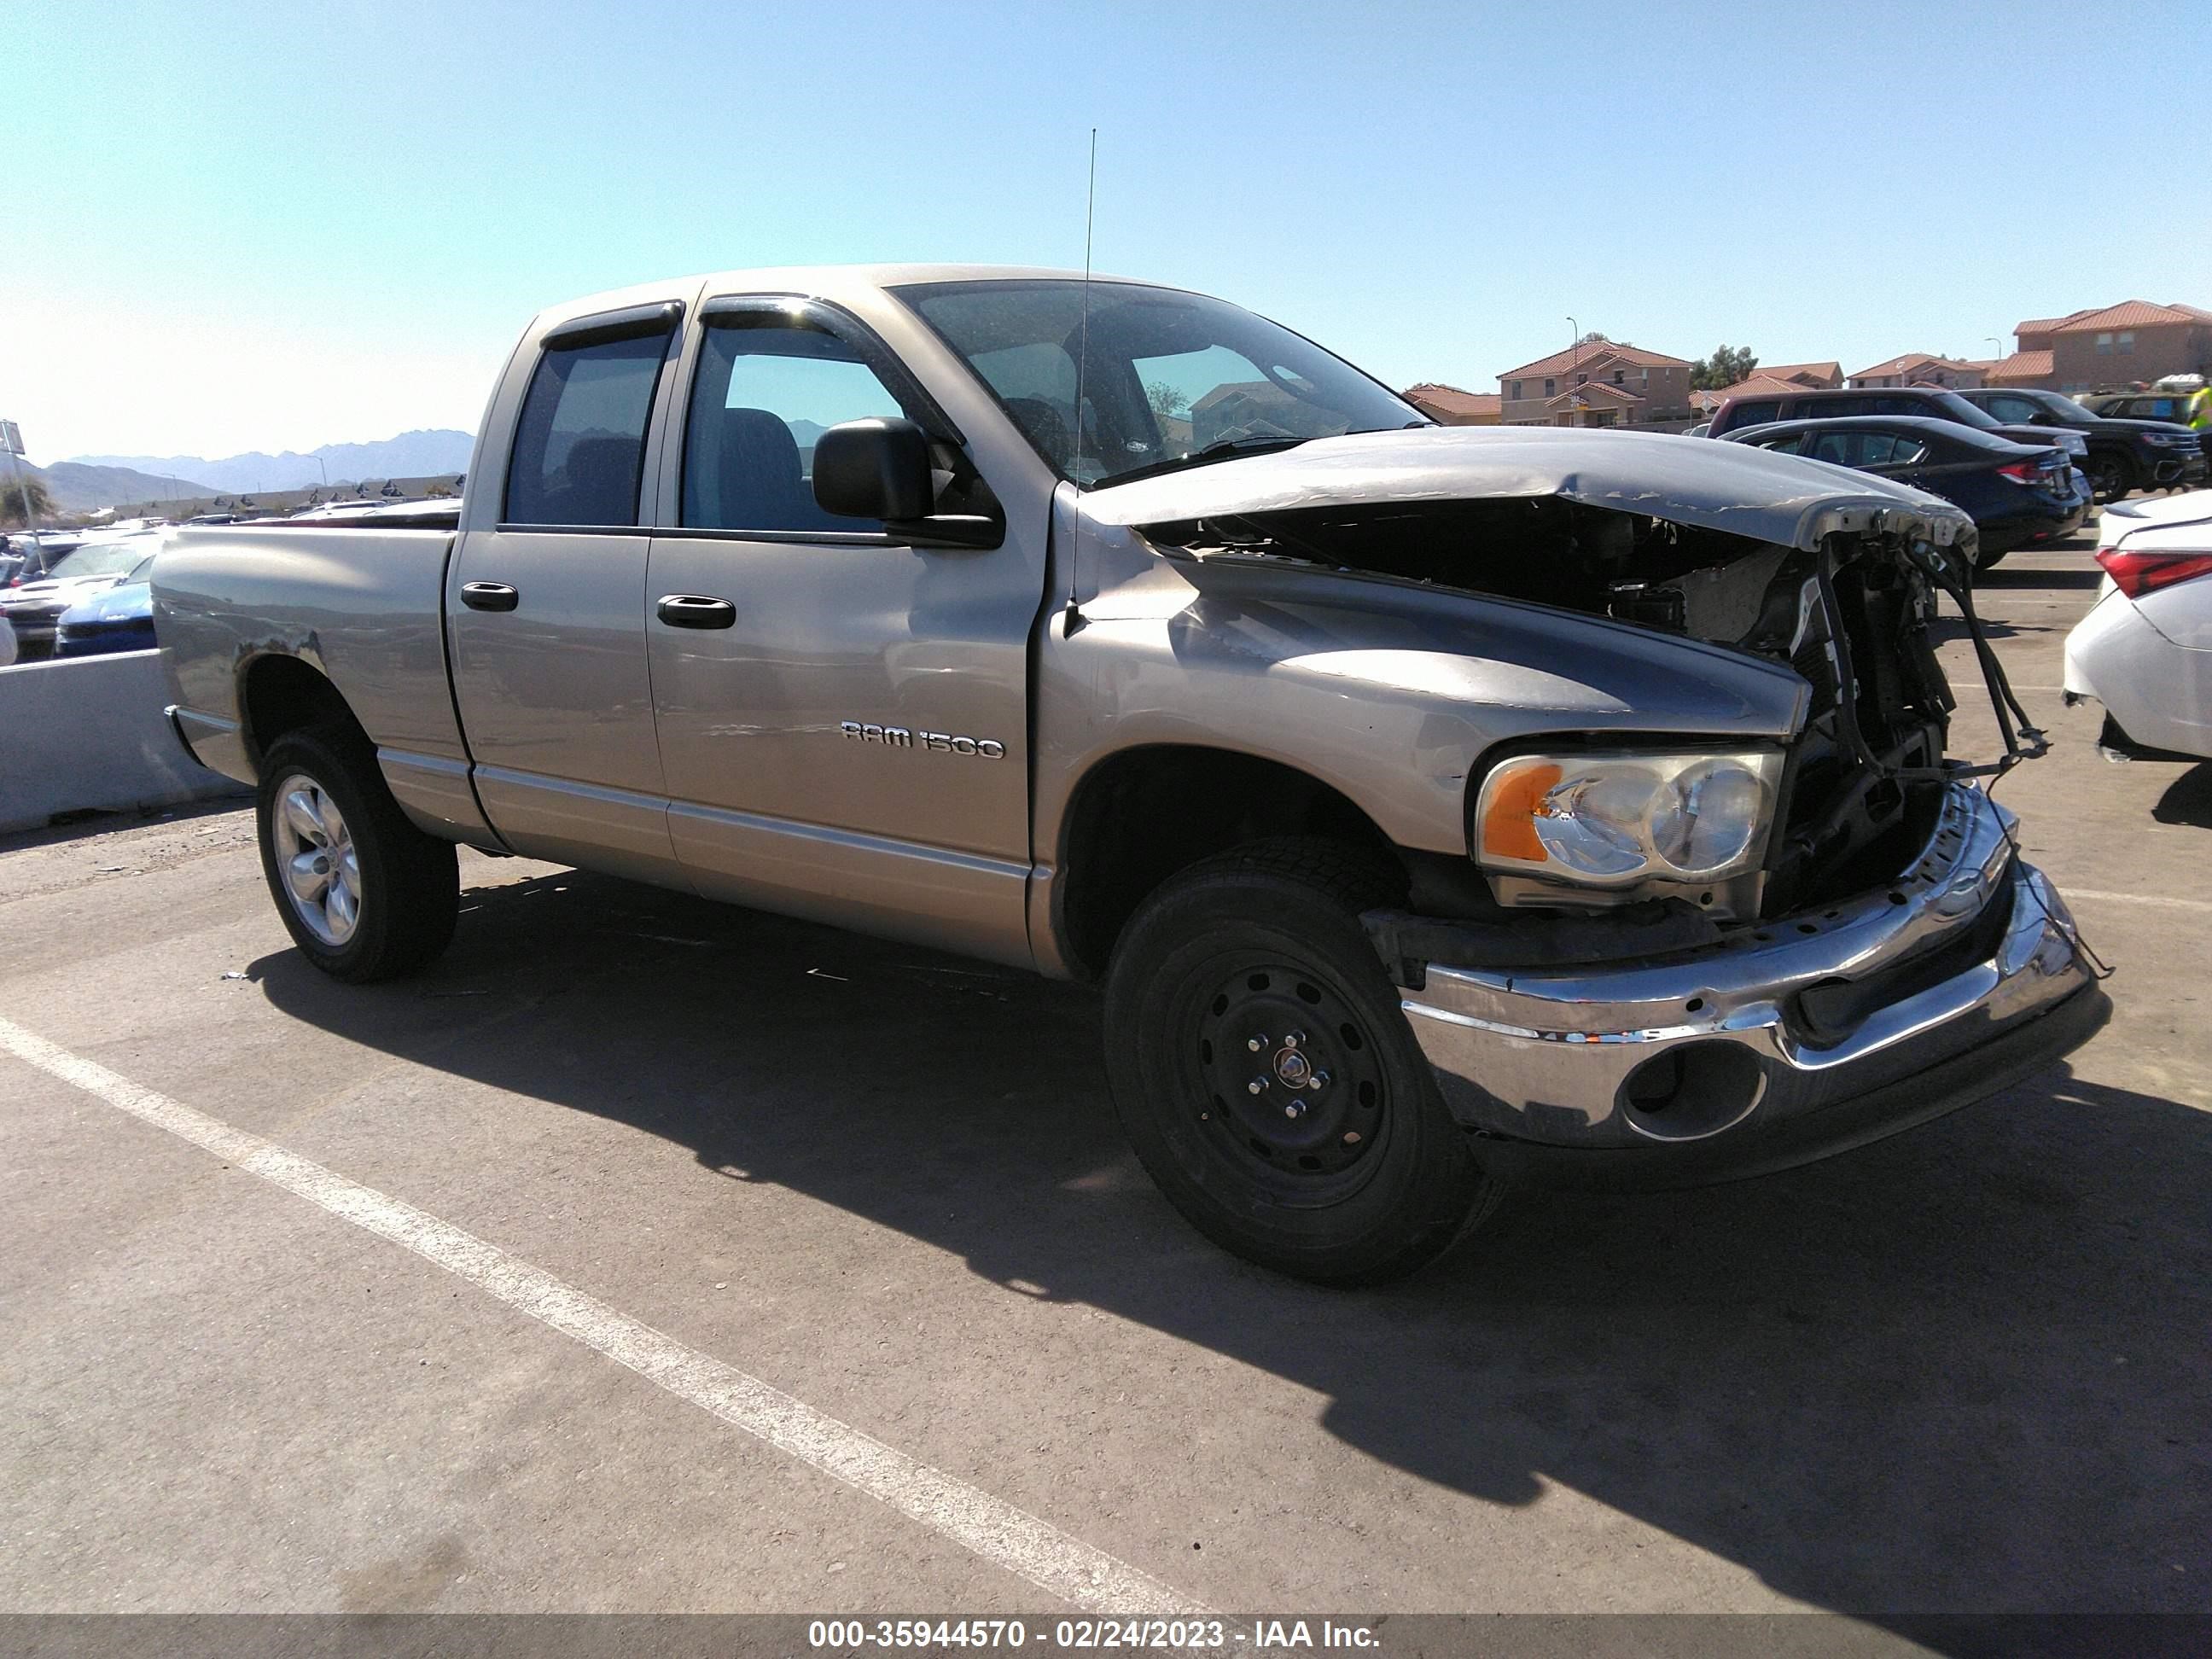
[447,299,690,881]
[642,296,1041,963]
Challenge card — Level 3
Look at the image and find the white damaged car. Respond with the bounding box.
[2065,492,2212,760]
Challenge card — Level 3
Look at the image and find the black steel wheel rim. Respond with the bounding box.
[1173,950,1394,1207]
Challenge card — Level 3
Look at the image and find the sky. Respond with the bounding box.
[4,0,2209,465]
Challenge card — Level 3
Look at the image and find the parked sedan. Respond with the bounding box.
[0,532,167,661]
[53,550,160,657]
[1955,386,2205,503]
[1721,416,2086,572]
[2064,491,2212,760]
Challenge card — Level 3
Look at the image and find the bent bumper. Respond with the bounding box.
[1401,783,2106,1188]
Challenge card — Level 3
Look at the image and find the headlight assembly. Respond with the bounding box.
[1476,749,1784,899]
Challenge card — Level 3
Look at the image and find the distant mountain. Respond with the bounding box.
[13,460,209,512]
[65,428,475,496]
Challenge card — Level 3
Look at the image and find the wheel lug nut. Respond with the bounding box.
[1247,1034,1266,1052]
[1284,1099,1307,1119]
[1309,1070,1330,1091]
[1247,1079,1267,1096]
[1284,1032,1304,1050]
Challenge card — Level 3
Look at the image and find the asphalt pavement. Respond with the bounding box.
[3,519,2207,1634]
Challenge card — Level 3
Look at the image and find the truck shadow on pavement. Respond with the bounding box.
[252,866,2211,1623]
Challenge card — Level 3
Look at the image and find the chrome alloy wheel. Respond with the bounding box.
[270,771,360,946]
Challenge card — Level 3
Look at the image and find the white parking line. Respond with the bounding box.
[0,1015,1204,1615]
[2064,889,2212,915]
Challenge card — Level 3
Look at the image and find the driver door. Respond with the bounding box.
[643,298,1043,964]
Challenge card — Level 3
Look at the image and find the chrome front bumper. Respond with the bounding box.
[1402,784,2104,1179]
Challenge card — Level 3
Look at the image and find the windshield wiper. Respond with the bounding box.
[1093,434,1313,489]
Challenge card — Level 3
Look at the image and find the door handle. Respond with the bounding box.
[657,594,736,629]
[461,581,519,613]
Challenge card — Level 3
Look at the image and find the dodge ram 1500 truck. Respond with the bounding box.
[154,265,2110,1284]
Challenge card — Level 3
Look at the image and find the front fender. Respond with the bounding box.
[1033,530,1808,864]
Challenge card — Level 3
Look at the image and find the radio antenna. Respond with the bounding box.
[1071,126,1097,482]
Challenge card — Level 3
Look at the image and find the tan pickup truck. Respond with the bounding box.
[154,265,2107,1282]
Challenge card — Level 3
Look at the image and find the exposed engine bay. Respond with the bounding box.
[1138,496,2040,925]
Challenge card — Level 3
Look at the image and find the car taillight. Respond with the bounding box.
[2098,549,2212,599]
[1995,461,2042,485]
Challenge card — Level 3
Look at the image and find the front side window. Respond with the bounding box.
[1755,432,1804,454]
[681,314,913,533]
[504,329,671,527]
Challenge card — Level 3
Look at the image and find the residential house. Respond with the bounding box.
[1402,382,1501,425]
[1497,341,1694,428]
[2011,301,2212,393]
[1846,353,1984,390]
[1690,360,1842,416]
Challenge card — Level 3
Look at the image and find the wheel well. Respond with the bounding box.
[1056,745,1404,978]
[241,655,361,767]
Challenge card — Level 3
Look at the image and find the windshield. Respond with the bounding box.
[2043,393,2101,422]
[897,279,1423,487]
[48,537,162,579]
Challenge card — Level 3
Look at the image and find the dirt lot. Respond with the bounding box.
[3,522,2207,1631]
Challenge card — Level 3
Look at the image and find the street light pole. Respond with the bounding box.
[1567,317,1580,427]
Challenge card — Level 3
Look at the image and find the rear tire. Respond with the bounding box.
[1102,838,1499,1285]
[256,724,458,982]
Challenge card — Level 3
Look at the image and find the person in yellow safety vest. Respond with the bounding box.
[2191,379,2212,430]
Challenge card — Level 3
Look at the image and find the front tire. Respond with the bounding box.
[1103,839,1499,1285]
[256,725,459,982]
[2085,451,2133,504]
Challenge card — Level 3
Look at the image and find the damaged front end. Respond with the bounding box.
[1084,427,2100,1177]
[1138,492,1987,924]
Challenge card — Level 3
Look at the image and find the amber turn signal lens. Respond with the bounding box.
[1480,760,1562,864]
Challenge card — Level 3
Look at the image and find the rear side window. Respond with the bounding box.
[1806,429,1913,468]
[504,329,672,527]
[1728,400,1782,428]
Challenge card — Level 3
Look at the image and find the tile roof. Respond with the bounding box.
[1753,360,1842,386]
[1849,352,1978,380]
[2049,300,2209,333]
[2015,308,2098,337]
[1500,341,1691,379]
[1543,381,1644,408]
[1402,382,1501,419]
[1711,370,1829,401]
[1982,350,2055,383]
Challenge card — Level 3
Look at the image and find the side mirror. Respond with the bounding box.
[812,416,933,521]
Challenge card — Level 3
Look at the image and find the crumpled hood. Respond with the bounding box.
[1080,426,1974,550]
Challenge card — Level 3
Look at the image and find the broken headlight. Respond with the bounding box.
[1475,750,1784,896]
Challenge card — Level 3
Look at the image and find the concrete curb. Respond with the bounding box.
[0,651,251,833]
